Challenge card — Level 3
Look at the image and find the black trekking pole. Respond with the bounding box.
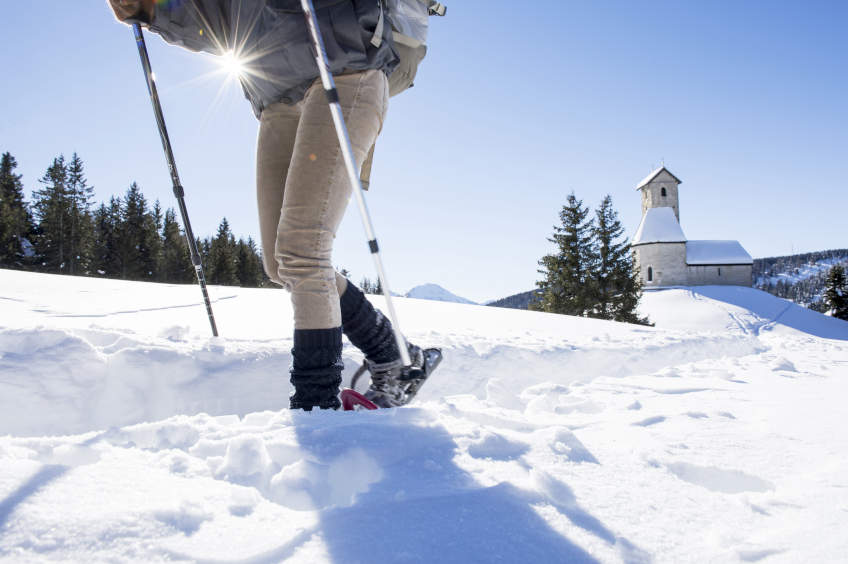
[299,0,411,366]
[132,23,219,337]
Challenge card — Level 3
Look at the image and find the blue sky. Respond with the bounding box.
[1,1,845,303]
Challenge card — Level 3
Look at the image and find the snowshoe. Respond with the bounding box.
[342,345,442,410]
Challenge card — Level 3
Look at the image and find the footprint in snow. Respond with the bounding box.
[632,416,666,427]
[467,432,529,461]
[549,430,598,464]
[666,462,774,494]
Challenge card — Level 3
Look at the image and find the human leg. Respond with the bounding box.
[277,70,389,409]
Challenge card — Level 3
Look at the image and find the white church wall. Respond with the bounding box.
[634,243,688,287]
[687,264,752,286]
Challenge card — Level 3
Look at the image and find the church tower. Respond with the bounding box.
[636,166,682,221]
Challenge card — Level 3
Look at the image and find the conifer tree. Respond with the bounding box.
[235,236,264,287]
[591,195,649,324]
[207,218,238,285]
[32,156,71,272]
[824,265,848,320]
[360,276,383,294]
[0,152,36,268]
[65,153,95,275]
[118,182,159,280]
[92,198,123,277]
[533,192,597,316]
[160,207,194,283]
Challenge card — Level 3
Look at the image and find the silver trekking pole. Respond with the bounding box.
[132,23,219,337]
[299,0,411,366]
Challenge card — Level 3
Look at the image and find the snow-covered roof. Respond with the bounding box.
[632,207,687,245]
[686,240,753,265]
[636,166,682,190]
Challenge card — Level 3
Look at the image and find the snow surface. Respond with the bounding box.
[1,269,848,563]
[632,207,687,245]
[686,240,753,265]
[404,283,476,305]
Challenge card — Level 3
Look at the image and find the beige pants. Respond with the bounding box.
[256,70,389,329]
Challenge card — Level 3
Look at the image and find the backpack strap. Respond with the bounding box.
[370,0,387,48]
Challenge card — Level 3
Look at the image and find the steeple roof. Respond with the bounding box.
[632,207,687,245]
[636,166,682,190]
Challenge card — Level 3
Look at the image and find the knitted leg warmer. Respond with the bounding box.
[289,327,343,411]
[340,283,400,365]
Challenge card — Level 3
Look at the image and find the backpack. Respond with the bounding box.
[372,0,446,97]
[360,0,445,189]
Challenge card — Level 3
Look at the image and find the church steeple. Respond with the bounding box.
[636,166,682,222]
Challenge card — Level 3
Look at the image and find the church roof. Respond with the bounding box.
[632,207,687,245]
[686,240,753,265]
[636,166,682,190]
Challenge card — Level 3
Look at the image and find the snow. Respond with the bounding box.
[756,256,848,287]
[404,283,477,304]
[635,166,680,190]
[2,269,848,563]
[632,207,687,245]
[686,240,753,265]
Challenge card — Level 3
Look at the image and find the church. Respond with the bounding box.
[631,167,753,287]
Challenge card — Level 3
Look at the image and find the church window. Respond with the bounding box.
[718,267,722,276]
[647,267,653,282]
[661,187,667,197]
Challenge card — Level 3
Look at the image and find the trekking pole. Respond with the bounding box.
[132,23,219,337]
[299,0,411,366]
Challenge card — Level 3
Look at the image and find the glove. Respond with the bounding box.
[108,0,155,24]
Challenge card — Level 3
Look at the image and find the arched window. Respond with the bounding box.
[647,266,653,282]
[661,187,667,197]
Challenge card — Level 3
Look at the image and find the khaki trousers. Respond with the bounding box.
[256,70,389,329]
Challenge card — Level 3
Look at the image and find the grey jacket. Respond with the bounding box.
[149,0,399,117]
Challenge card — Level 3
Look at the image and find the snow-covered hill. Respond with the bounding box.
[1,269,847,563]
[404,282,477,304]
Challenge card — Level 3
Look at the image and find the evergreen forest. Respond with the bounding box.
[0,151,268,288]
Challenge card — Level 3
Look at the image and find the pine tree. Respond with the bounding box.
[591,195,649,324]
[0,152,36,268]
[160,207,194,283]
[824,265,848,320]
[235,236,264,287]
[118,182,159,280]
[207,218,238,285]
[65,153,95,275]
[92,198,123,277]
[32,156,71,272]
[533,192,597,316]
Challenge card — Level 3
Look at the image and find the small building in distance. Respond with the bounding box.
[631,166,752,287]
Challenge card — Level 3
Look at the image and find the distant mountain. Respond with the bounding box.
[754,249,848,312]
[404,284,477,305]
[487,289,540,310]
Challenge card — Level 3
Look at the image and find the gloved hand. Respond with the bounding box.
[108,0,155,24]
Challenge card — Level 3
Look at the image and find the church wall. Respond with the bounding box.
[634,243,688,287]
[687,264,752,286]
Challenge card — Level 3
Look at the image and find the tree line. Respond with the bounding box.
[0,151,268,287]
[533,193,649,325]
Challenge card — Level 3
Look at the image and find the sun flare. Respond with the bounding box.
[220,51,246,79]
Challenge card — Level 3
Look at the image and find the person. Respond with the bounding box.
[108,0,427,410]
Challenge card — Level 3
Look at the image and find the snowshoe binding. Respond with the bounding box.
[342,344,442,409]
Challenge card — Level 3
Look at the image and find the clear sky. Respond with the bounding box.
[1,1,845,303]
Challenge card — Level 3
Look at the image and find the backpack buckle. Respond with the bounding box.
[428,2,447,16]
